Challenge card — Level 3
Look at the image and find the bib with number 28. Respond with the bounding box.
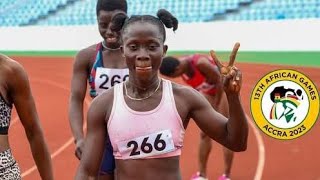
[117,129,175,159]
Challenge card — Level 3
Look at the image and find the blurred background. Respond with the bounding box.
[0,0,319,66]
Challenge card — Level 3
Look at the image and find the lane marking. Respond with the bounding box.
[21,79,90,177]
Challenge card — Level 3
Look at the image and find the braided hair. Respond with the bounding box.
[110,9,178,42]
[96,0,127,16]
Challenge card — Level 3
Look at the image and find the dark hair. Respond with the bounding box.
[110,9,178,42]
[96,0,127,16]
[160,56,180,76]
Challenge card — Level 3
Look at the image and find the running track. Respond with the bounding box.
[9,56,320,180]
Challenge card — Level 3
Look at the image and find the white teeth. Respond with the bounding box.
[136,66,152,69]
[107,37,116,41]
[136,61,151,67]
[136,66,152,70]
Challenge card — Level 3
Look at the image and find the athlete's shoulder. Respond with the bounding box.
[75,43,100,62]
[0,55,29,92]
[195,54,214,66]
[171,80,206,106]
[93,85,115,104]
[73,43,100,70]
[0,54,12,71]
[90,86,115,116]
[171,81,200,98]
[171,80,192,90]
[188,54,206,65]
[0,54,25,76]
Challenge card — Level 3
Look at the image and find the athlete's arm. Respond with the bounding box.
[75,91,113,179]
[196,56,224,105]
[197,43,247,151]
[9,61,54,180]
[184,44,248,152]
[182,86,247,152]
[195,56,221,85]
[68,48,93,159]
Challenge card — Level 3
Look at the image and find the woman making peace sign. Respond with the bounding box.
[76,9,248,180]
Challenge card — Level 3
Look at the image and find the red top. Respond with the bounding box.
[182,54,218,95]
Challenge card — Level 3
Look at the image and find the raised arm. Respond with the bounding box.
[68,49,92,159]
[75,91,113,179]
[189,43,248,152]
[9,61,53,180]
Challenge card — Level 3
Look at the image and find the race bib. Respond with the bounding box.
[95,67,129,95]
[117,130,175,159]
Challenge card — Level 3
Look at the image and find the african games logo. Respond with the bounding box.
[250,69,319,140]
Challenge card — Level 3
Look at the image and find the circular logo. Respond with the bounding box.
[250,69,319,140]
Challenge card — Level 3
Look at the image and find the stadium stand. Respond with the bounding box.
[0,0,319,27]
[226,0,320,21]
[0,0,77,26]
[37,0,246,26]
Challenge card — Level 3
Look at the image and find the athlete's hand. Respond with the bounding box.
[210,42,242,94]
[75,138,85,160]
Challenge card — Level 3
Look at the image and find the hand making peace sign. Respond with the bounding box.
[210,42,242,94]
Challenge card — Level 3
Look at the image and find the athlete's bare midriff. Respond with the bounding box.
[0,135,10,152]
[115,156,181,180]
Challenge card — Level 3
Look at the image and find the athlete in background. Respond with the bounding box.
[160,54,234,180]
[0,54,53,180]
[68,0,128,179]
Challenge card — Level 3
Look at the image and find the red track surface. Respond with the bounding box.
[9,56,320,180]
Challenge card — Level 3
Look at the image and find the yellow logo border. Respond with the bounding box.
[250,69,319,140]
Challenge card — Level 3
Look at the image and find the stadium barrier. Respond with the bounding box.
[0,19,319,51]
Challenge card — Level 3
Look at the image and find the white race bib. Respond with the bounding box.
[117,130,175,159]
[95,67,129,95]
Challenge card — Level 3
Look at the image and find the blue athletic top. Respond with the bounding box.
[0,95,12,135]
[87,42,129,174]
[88,42,129,98]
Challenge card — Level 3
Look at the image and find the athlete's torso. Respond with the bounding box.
[182,54,217,95]
[115,156,181,180]
[88,43,129,98]
[0,59,12,136]
[108,79,185,160]
[0,58,13,152]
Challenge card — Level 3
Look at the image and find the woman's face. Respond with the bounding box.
[97,10,123,48]
[121,22,168,80]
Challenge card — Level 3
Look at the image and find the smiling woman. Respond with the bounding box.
[68,1,129,179]
[75,9,248,180]
[110,9,178,88]
[119,18,171,94]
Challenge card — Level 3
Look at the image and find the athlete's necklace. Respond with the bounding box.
[102,41,120,51]
[124,79,162,101]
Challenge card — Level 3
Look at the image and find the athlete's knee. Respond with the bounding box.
[223,146,235,154]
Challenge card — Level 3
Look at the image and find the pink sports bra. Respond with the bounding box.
[107,79,185,159]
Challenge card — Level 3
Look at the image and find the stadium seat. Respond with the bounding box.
[0,0,319,26]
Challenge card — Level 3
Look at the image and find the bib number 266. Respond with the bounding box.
[118,130,175,159]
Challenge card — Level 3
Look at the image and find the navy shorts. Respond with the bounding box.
[99,138,115,175]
